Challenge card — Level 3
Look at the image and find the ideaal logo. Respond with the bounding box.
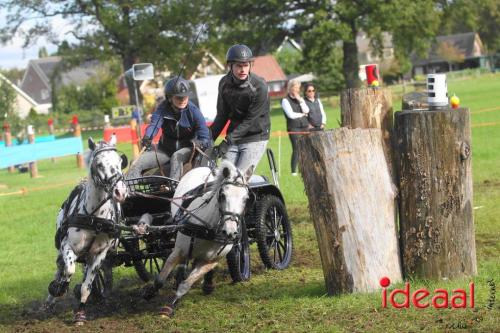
[380,277,474,309]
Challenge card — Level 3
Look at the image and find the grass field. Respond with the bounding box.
[0,73,499,332]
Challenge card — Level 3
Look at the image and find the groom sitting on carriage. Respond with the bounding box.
[127,76,211,180]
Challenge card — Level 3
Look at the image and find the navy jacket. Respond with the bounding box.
[145,100,211,156]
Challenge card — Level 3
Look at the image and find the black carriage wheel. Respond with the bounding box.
[226,221,250,282]
[254,195,293,270]
[73,262,113,301]
[132,239,168,282]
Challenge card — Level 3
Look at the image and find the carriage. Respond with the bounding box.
[85,148,293,299]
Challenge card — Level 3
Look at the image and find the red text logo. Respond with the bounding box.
[380,277,474,309]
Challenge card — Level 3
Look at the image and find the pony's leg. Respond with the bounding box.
[143,248,184,300]
[44,253,65,309]
[202,269,216,295]
[47,242,77,301]
[159,261,218,318]
[74,240,111,325]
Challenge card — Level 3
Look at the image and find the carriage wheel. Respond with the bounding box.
[226,221,250,282]
[130,239,169,282]
[254,195,293,270]
[73,262,113,301]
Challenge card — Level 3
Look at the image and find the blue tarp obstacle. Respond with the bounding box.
[0,137,83,169]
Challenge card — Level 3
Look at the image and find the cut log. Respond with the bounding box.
[340,87,394,172]
[394,108,477,279]
[297,128,402,295]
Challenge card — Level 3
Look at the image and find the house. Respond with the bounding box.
[357,31,395,67]
[412,32,490,75]
[252,55,287,97]
[0,73,48,118]
[189,51,225,79]
[19,56,101,105]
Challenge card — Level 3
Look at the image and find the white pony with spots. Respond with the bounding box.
[45,138,128,325]
[142,160,252,317]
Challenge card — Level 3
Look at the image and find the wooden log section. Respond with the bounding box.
[341,87,394,174]
[394,108,477,279]
[297,128,402,295]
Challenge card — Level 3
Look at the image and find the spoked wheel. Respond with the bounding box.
[254,195,293,269]
[132,238,169,282]
[226,222,250,282]
[73,262,113,301]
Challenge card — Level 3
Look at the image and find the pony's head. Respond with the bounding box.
[87,137,128,203]
[215,161,253,240]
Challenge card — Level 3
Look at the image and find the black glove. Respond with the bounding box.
[217,139,229,156]
[141,137,152,149]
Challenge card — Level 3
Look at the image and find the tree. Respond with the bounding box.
[436,41,465,71]
[275,48,303,75]
[0,1,211,104]
[38,46,48,58]
[0,75,23,134]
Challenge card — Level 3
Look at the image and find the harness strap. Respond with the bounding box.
[67,214,121,238]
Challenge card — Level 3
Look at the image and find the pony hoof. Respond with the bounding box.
[74,310,87,325]
[142,284,158,300]
[158,304,175,318]
[202,283,215,295]
[48,280,69,297]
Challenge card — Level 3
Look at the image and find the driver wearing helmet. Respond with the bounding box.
[126,76,211,180]
[210,44,270,173]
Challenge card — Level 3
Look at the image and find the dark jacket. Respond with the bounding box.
[305,98,323,127]
[210,73,270,144]
[283,95,309,131]
[145,100,211,156]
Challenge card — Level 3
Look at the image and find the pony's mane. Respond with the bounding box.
[210,160,245,191]
[83,140,111,168]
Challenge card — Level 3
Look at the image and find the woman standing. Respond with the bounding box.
[282,79,309,176]
[303,83,326,131]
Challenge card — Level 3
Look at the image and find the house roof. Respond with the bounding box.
[0,72,39,106]
[252,55,287,82]
[356,32,393,54]
[413,32,484,66]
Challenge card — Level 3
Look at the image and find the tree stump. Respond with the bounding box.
[297,128,402,295]
[394,108,477,279]
[340,87,393,172]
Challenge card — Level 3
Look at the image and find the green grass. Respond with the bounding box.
[0,73,499,332]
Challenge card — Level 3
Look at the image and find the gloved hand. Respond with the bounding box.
[191,138,206,150]
[217,139,229,156]
[141,137,152,149]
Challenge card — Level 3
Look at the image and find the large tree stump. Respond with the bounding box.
[394,108,477,279]
[297,128,402,295]
[341,87,394,171]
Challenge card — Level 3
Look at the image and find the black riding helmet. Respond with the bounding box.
[164,76,191,97]
[226,44,254,63]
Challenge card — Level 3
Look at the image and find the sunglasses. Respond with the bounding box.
[306,89,315,92]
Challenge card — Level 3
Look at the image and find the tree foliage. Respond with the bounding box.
[0,1,212,104]
[0,76,22,133]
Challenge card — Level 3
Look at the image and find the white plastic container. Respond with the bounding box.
[427,74,448,108]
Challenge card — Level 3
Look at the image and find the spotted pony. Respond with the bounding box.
[45,138,128,325]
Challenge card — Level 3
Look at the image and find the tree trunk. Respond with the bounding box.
[340,87,394,174]
[342,22,361,89]
[297,128,402,295]
[394,108,477,279]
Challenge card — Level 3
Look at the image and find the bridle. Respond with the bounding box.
[216,170,250,235]
[90,146,124,193]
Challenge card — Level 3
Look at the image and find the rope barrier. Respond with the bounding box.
[0,180,78,197]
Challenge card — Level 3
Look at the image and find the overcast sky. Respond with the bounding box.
[0,10,70,70]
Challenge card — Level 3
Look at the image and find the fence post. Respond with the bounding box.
[2,122,16,173]
[48,118,56,163]
[72,116,84,169]
[27,125,39,178]
[394,107,477,279]
[130,118,140,159]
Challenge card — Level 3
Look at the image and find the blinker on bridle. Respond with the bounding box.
[90,146,124,191]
